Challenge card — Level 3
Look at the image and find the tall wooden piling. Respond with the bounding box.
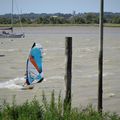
[64,37,72,110]
[98,0,104,113]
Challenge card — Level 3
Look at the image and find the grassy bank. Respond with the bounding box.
[0,91,120,120]
[0,23,120,27]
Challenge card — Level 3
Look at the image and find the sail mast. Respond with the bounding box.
[11,0,13,32]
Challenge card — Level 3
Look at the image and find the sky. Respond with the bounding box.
[0,0,120,15]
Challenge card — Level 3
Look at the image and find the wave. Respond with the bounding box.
[45,76,64,81]
[0,49,17,52]
[0,77,25,89]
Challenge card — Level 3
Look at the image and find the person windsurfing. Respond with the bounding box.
[24,42,44,86]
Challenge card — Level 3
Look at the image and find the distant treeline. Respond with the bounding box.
[0,12,120,24]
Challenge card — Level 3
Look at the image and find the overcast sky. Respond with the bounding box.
[0,0,120,15]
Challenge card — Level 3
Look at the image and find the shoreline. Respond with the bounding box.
[0,23,120,27]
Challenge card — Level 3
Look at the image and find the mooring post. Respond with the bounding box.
[98,0,104,113]
[64,37,72,111]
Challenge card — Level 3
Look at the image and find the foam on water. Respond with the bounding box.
[0,49,17,52]
[0,77,25,89]
[46,76,64,80]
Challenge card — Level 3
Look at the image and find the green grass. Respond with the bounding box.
[0,23,120,27]
[104,23,120,27]
[0,91,120,120]
[0,23,97,27]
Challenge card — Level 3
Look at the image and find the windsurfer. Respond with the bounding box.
[24,42,44,86]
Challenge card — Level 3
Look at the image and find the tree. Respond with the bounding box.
[0,17,11,24]
[20,17,32,24]
[36,17,43,24]
[84,13,99,24]
[111,16,120,24]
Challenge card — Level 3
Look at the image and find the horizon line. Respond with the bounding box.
[0,11,120,15]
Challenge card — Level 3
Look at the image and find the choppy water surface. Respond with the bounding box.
[0,26,120,114]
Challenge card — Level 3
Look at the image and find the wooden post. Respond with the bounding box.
[98,0,104,113]
[64,37,72,111]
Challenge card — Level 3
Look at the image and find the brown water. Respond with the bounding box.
[0,26,120,114]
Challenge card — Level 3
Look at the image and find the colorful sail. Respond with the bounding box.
[26,43,44,85]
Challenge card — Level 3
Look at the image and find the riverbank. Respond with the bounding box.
[0,92,120,120]
[0,23,120,27]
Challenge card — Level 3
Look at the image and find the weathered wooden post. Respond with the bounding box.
[64,37,72,111]
[98,0,104,113]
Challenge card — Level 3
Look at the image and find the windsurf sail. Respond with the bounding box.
[26,43,44,85]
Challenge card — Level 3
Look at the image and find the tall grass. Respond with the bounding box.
[0,96,43,120]
[0,91,119,120]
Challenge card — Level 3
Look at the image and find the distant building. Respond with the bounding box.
[72,10,76,17]
[51,16,58,18]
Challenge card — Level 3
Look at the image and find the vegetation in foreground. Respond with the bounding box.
[0,91,120,120]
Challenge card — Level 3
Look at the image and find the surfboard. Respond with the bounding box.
[21,85,34,90]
